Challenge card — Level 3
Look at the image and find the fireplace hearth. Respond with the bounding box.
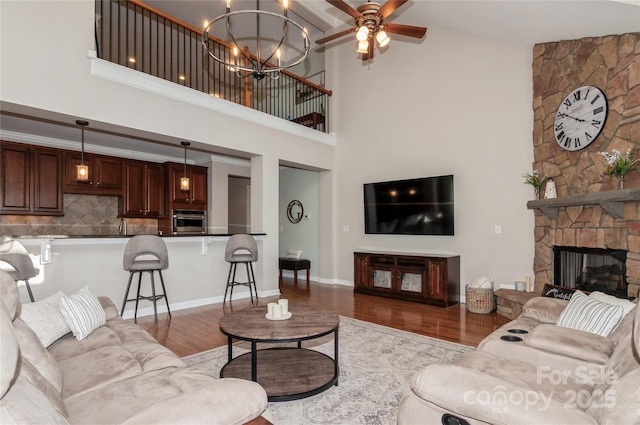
[553,246,628,298]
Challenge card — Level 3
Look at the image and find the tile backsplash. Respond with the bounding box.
[0,194,157,236]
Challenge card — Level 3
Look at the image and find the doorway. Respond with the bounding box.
[228,176,251,234]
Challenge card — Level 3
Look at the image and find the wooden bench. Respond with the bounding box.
[279,257,311,289]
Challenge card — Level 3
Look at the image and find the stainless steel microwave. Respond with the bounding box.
[172,209,207,234]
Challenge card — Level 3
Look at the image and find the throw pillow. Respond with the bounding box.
[58,286,107,341]
[286,249,302,260]
[20,291,71,347]
[588,291,636,316]
[556,290,624,337]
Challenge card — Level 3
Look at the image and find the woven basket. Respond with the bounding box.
[465,284,494,314]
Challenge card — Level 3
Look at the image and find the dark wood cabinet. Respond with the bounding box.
[1,142,63,215]
[165,162,208,209]
[121,160,164,217]
[63,152,123,196]
[353,252,460,307]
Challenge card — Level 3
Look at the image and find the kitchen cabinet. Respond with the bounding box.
[353,252,460,307]
[120,160,164,217]
[1,142,64,215]
[63,152,123,196]
[165,162,208,209]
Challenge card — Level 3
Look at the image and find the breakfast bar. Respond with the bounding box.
[10,234,275,318]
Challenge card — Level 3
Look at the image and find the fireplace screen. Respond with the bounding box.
[553,246,627,298]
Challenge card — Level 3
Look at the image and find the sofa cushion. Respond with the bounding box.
[521,296,568,324]
[58,346,144,399]
[59,286,107,340]
[526,324,614,364]
[64,368,268,425]
[20,291,70,347]
[0,371,70,425]
[0,271,20,321]
[0,302,19,398]
[12,318,63,393]
[556,290,624,336]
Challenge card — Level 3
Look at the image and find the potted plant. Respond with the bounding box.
[523,170,549,199]
[598,148,639,190]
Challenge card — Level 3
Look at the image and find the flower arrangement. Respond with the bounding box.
[598,148,639,189]
[522,170,548,199]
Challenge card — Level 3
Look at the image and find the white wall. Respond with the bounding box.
[329,25,535,291]
[279,167,321,279]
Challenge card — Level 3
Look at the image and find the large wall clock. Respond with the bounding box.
[286,200,304,223]
[554,85,607,151]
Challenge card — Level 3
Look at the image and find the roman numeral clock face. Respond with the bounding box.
[554,86,608,151]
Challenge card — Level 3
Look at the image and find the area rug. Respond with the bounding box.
[182,316,473,425]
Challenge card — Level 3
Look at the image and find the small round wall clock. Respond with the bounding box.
[287,200,304,223]
[554,85,607,151]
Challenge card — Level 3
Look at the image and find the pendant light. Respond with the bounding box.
[76,120,89,181]
[180,141,190,191]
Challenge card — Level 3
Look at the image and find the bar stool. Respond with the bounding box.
[121,235,171,325]
[0,237,38,302]
[223,234,258,304]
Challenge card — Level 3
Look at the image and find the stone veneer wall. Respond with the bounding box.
[531,33,640,298]
[0,194,157,236]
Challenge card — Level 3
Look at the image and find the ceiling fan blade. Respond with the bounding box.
[327,0,362,19]
[316,27,357,44]
[377,0,408,19]
[383,23,427,39]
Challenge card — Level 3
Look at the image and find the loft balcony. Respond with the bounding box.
[95,0,331,133]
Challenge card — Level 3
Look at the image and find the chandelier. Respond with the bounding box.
[202,0,310,80]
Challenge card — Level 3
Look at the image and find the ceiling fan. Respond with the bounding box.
[315,0,427,61]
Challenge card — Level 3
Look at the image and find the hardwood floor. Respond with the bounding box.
[134,278,509,357]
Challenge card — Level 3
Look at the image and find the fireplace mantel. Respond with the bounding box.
[527,189,640,219]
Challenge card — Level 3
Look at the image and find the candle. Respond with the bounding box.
[267,302,277,316]
[525,276,531,292]
[278,299,288,315]
[272,304,282,318]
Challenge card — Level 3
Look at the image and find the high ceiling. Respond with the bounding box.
[1,0,638,163]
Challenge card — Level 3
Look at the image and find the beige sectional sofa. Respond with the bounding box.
[0,271,270,424]
[398,292,640,425]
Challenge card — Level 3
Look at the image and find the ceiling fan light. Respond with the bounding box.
[356,26,369,42]
[376,30,390,47]
[357,40,369,54]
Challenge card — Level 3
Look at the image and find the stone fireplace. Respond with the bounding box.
[528,191,640,299]
[553,246,627,298]
[530,33,640,300]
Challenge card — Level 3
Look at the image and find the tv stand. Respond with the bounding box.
[354,251,460,307]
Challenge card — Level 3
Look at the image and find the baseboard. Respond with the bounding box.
[121,288,281,320]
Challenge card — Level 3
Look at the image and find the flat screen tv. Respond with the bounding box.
[363,175,454,235]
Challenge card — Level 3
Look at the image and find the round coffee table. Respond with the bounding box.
[219,305,339,402]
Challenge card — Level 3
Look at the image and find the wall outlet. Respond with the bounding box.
[494,225,502,234]
[343,225,349,232]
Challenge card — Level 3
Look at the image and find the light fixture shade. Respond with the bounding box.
[180,177,190,191]
[76,120,90,182]
[356,26,369,42]
[180,141,191,192]
[357,40,369,54]
[76,164,89,181]
[376,31,390,47]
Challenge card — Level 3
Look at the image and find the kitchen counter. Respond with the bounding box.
[11,233,267,239]
[11,234,276,317]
